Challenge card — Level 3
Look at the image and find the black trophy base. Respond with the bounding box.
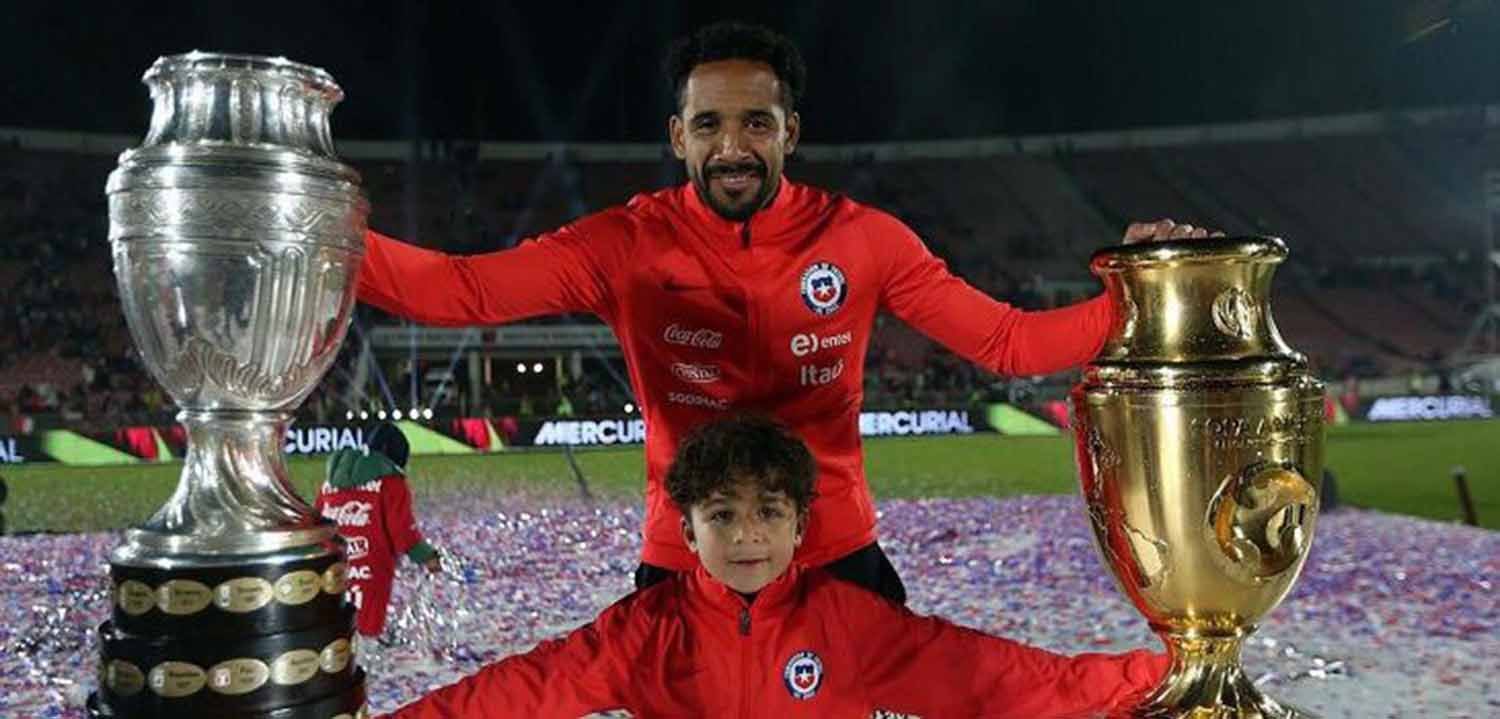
[96,545,364,718]
[88,669,366,718]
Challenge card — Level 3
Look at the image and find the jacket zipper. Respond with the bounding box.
[739,218,759,403]
[739,605,752,717]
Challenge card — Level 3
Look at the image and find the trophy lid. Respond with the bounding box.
[1090,236,1288,272]
[110,51,361,191]
[145,52,342,98]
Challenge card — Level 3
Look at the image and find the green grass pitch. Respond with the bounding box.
[4,420,1495,534]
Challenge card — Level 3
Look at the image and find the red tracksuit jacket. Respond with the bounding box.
[315,471,429,636]
[383,564,1164,718]
[359,179,1116,570]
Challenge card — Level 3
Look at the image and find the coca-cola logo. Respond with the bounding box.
[671,362,721,383]
[663,324,723,349]
[322,501,374,528]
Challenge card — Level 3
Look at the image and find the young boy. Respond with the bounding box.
[382,416,1167,718]
[315,421,442,638]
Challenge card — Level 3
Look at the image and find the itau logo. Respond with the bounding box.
[799,262,847,316]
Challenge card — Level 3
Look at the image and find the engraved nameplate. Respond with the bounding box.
[274,570,321,606]
[215,577,276,613]
[157,579,214,615]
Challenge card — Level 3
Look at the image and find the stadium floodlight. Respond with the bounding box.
[392,410,403,420]
[422,408,434,419]
[410,407,420,418]
[533,362,544,373]
[516,362,527,373]
[377,410,388,420]
[345,411,354,420]
[359,411,369,421]
[624,403,635,414]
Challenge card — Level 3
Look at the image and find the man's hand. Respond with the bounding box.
[1122,219,1226,245]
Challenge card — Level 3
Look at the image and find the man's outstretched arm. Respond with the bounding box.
[358,212,629,326]
[877,214,1215,377]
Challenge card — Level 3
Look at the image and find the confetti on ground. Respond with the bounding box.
[4,495,1496,717]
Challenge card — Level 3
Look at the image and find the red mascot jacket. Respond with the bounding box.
[315,447,437,636]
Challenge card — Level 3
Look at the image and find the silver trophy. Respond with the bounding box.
[94,52,368,718]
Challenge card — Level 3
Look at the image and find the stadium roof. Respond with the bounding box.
[4,1,1499,143]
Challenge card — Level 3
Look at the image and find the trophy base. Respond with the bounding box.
[88,668,366,718]
[1121,690,1317,718]
[1121,634,1318,719]
[95,543,363,718]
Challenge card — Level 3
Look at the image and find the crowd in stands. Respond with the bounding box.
[1,128,1492,434]
[0,146,160,433]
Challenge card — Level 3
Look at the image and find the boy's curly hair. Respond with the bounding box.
[665,415,816,514]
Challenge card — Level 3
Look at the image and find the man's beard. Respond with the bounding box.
[695,158,774,222]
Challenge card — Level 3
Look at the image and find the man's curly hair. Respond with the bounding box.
[665,415,816,515]
[664,21,807,113]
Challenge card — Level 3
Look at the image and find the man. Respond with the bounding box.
[356,22,1216,603]
[380,416,1166,718]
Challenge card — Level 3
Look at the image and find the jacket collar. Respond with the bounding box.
[676,175,820,247]
[688,561,804,617]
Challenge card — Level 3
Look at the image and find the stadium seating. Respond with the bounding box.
[0,129,1489,427]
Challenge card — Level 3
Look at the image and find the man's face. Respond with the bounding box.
[684,480,805,594]
[670,59,800,222]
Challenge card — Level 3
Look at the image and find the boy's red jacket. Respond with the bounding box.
[383,564,1165,718]
[359,179,1116,570]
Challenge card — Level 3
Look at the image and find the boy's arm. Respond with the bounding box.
[379,600,636,718]
[834,581,1166,718]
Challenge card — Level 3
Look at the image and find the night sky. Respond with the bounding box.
[3,1,1498,143]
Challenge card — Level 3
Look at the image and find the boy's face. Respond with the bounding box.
[683,479,805,594]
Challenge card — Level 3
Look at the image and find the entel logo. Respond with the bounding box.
[790,330,853,358]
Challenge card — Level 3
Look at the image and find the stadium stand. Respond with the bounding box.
[1,117,1494,430]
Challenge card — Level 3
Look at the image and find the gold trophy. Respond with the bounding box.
[1070,237,1325,718]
